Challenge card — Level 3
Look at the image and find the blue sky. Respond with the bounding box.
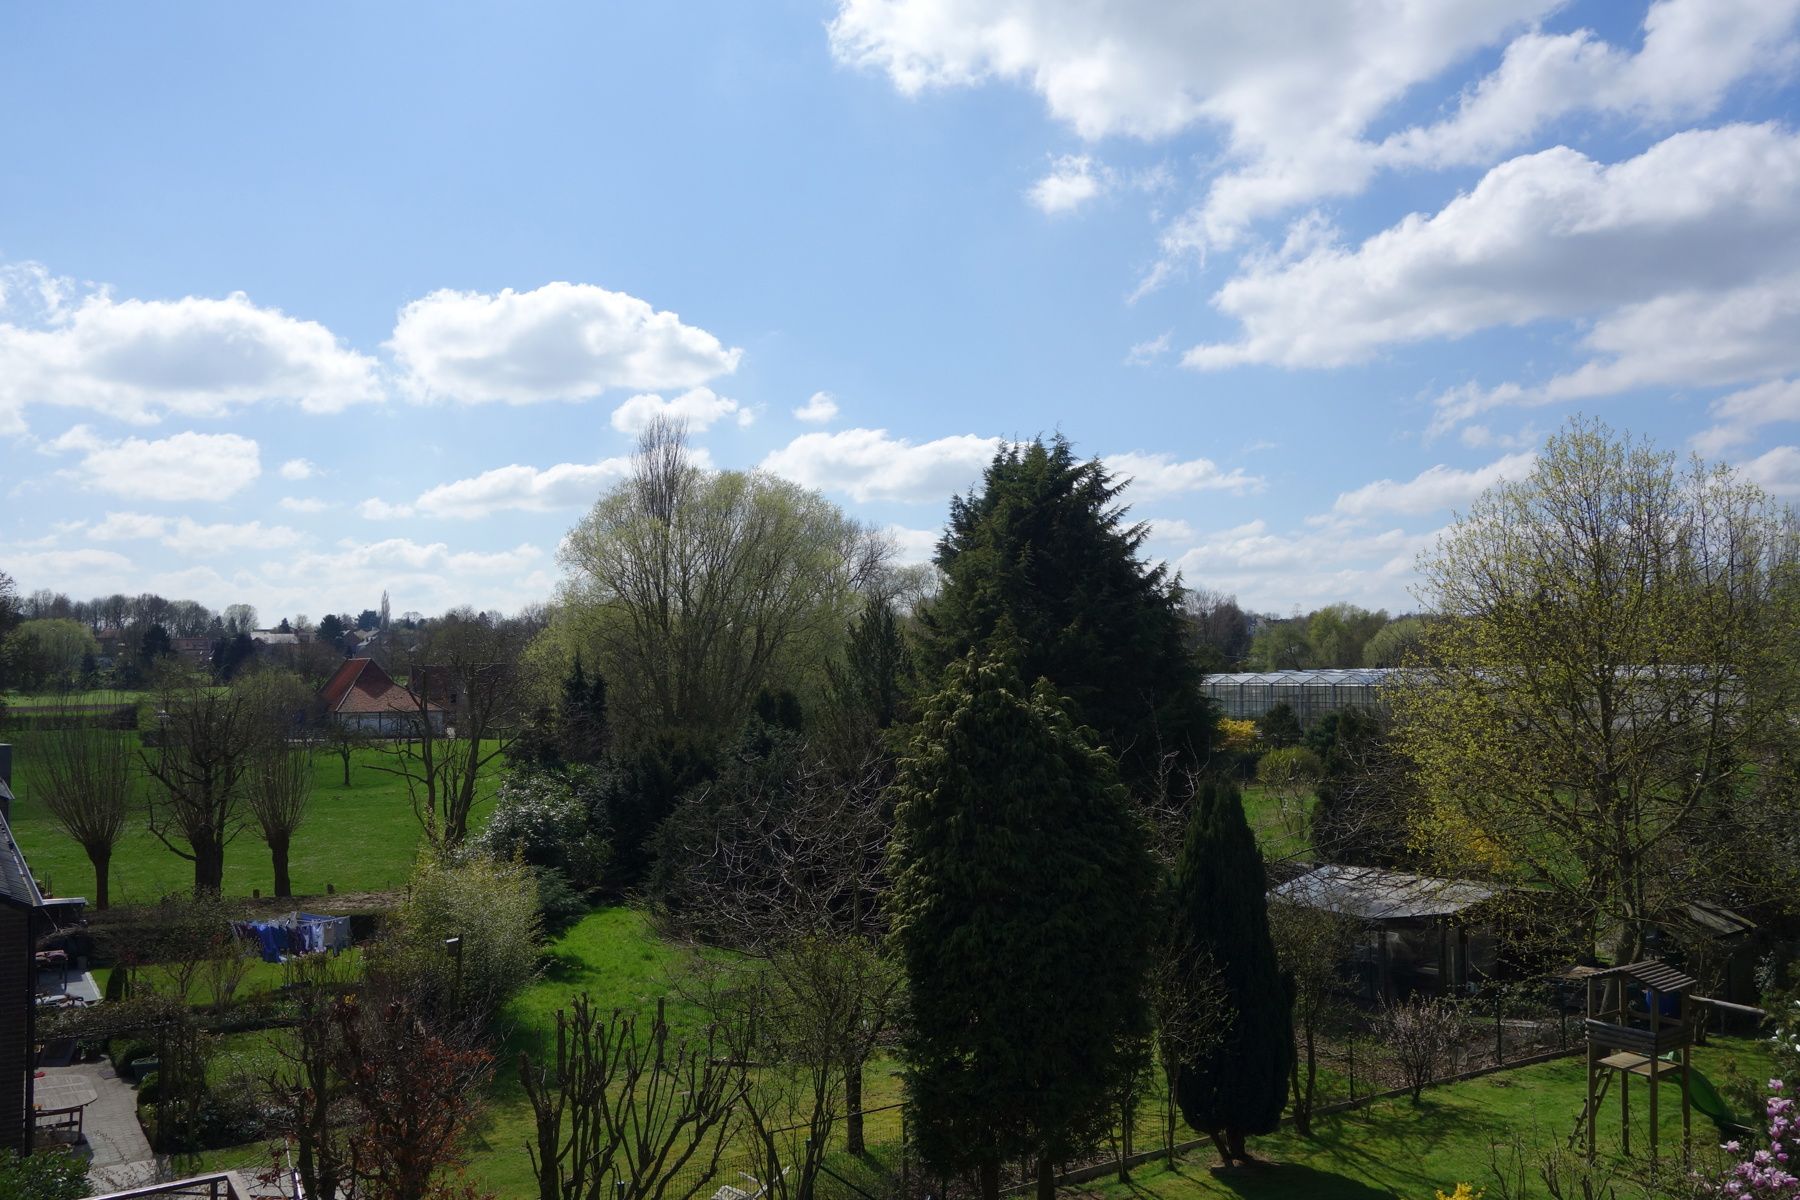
[3,0,1798,621]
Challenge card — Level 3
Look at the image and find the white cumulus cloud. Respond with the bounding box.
[389,282,742,405]
[793,391,840,423]
[411,457,636,519]
[1739,445,1800,496]
[1028,155,1110,215]
[761,428,1001,503]
[279,458,318,480]
[1333,452,1536,518]
[0,270,380,432]
[1693,380,1800,456]
[49,426,262,502]
[1184,125,1800,379]
[609,386,749,434]
[1105,451,1261,499]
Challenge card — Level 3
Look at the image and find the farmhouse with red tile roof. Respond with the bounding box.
[317,657,443,734]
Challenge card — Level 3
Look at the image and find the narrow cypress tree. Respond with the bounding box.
[889,652,1154,1200]
[1174,779,1293,1165]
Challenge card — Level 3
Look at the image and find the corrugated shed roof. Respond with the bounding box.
[1270,863,1497,922]
[1207,669,1400,687]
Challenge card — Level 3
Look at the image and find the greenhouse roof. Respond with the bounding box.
[1205,668,1400,686]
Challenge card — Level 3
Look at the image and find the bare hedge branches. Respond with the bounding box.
[518,994,747,1200]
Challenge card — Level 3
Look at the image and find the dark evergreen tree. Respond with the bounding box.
[558,653,610,765]
[211,631,256,680]
[140,622,173,663]
[889,652,1155,1200]
[816,596,914,780]
[917,438,1215,799]
[1256,701,1302,748]
[316,613,347,651]
[1309,706,1406,866]
[1174,779,1293,1165]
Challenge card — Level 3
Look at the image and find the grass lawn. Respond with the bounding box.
[1,688,146,710]
[1241,783,1314,863]
[4,731,498,902]
[464,906,909,1197]
[1085,1037,1773,1200]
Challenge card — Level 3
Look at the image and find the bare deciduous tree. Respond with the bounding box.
[239,668,317,897]
[247,741,314,898]
[379,611,524,851]
[1267,900,1358,1134]
[143,678,255,895]
[38,709,135,907]
[655,749,899,1155]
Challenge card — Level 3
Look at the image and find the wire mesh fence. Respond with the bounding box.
[551,986,1584,1200]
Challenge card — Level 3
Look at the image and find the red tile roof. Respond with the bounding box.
[318,657,436,715]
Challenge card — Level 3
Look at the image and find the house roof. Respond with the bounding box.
[318,657,435,715]
[1270,864,1497,923]
[0,793,46,909]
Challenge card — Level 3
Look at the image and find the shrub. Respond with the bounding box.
[1217,718,1258,752]
[533,866,591,934]
[112,1038,156,1074]
[1699,1079,1797,1199]
[474,765,611,890]
[368,854,543,1028]
[1378,995,1462,1105]
[0,1148,87,1200]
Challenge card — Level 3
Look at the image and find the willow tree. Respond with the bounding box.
[889,652,1154,1200]
[1394,418,1800,971]
[38,711,135,907]
[554,418,887,751]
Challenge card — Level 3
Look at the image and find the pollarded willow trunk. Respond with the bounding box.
[193,833,226,896]
[271,833,292,899]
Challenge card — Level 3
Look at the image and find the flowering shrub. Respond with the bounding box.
[1773,996,1800,1081]
[1434,1184,1482,1200]
[1704,1080,1798,1199]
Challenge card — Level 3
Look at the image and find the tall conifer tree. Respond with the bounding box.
[889,652,1154,1200]
[917,437,1214,798]
[1174,780,1293,1164]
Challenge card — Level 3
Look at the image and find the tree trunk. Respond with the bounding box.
[339,746,351,787]
[1035,1152,1054,1200]
[193,833,225,896]
[271,832,292,899]
[87,843,112,910]
[979,1160,1000,1200]
[844,1055,865,1155]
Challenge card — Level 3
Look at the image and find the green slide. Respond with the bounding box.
[1682,1066,1747,1136]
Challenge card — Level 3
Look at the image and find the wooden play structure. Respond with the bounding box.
[1577,959,1698,1167]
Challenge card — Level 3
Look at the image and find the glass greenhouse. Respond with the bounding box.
[1204,668,1397,725]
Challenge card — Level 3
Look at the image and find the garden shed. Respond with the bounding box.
[1270,863,1500,1002]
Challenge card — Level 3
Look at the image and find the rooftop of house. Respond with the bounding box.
[0,779,42,909]
[318,656,437,715]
